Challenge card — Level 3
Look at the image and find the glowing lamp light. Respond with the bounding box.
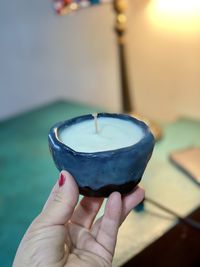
[147,0,200,32]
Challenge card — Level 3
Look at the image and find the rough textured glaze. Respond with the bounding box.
[48,113,155,197]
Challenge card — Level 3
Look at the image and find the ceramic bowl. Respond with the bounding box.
[48,113,155,197]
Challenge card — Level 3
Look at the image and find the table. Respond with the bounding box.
[122,206,200,267]
[112,115,200,266]
[0,101,199,267]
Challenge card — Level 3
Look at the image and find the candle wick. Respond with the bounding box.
[92,113,99,134]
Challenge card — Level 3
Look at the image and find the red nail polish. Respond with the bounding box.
[58,173,66,187]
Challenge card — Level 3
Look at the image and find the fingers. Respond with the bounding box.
[71,197,104,229]
[96,192,122,256]
[37,170,79,226]
[121,186,145,225]
[92,186,145,237]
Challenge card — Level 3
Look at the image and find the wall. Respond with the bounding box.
[127,0,200,121]
[1,0,200,121]
[0,0,120,120]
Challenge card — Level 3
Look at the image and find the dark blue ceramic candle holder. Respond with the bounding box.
[48,113,155,197]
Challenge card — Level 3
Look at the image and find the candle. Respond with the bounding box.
[49,113,155,197]
[59,115,144,153]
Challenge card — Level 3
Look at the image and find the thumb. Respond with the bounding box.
[37,170,79,226]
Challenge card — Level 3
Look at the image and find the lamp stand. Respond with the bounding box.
[113,0,162,140]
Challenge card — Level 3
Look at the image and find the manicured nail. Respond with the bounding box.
[58,173,66,187]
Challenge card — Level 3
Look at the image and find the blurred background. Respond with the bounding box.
[1,0,200,122]
[1,1,200,266]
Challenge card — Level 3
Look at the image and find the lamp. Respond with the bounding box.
[53,0,162,140]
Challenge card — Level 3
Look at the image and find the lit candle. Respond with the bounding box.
[49,113,155,197]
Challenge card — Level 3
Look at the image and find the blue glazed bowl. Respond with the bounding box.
[48,113,155,197]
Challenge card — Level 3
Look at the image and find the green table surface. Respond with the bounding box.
[0,101,102,267]
[0,100,200,267]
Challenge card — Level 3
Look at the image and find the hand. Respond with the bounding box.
[13,171,144,267]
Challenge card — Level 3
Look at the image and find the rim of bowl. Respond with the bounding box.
[49,113,155,156]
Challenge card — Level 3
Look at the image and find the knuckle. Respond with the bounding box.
[53,192,63,204]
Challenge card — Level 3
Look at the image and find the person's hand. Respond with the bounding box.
[13,171,144,267]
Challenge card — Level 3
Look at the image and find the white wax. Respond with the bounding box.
[59,117,144,152]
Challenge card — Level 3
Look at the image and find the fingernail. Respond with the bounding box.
[58,173,66,187]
